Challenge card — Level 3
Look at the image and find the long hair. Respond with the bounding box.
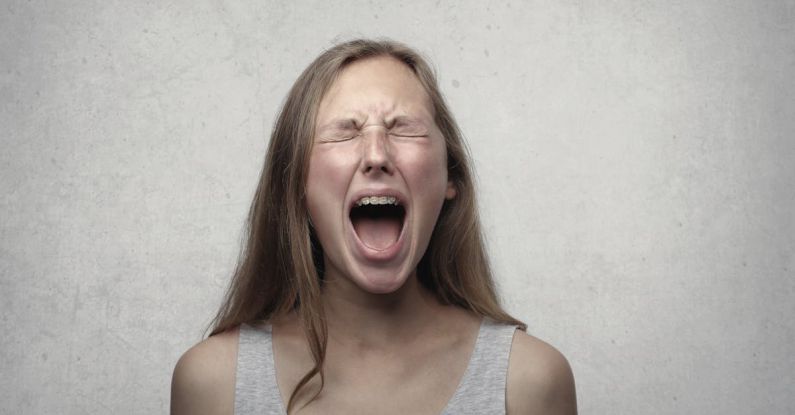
[209,38,525,412]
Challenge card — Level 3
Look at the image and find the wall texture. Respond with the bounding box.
[2,1,793,413]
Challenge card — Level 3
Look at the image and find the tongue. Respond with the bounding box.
[352,216,401,250]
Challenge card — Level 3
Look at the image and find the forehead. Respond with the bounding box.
[317,56,433,121]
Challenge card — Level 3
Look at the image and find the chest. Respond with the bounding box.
[277,339,473,414]
[234,321,515,415]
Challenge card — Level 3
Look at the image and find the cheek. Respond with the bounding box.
[307,150,341,191]
[398,145,449,196]
[306,147,357,218]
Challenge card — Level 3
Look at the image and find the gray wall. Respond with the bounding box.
[2,1,793,413]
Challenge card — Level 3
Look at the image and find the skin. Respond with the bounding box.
[307,55,456,295]
[171,56,577,414]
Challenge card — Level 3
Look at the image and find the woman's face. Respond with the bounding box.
[306,56,456,294]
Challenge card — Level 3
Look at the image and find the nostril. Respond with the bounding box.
[361,155,393,175]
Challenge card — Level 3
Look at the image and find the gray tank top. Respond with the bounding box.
[235,318,519,414]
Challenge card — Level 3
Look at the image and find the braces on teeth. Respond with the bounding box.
[355,196,399,206]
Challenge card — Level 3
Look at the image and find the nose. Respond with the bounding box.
[360,125,394,176]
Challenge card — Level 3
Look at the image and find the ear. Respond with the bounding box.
[445,180,457,200]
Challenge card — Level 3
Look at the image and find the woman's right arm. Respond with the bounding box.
[171,327,238,415]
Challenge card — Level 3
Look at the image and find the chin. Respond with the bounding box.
[350,266,413,295]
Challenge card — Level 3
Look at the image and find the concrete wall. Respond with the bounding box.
[2,1,793,413]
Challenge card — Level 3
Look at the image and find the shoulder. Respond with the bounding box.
[171,326,239,415]
[506,330,577,415]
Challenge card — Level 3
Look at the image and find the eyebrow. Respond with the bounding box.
[337,118,360,128]
[387,115,427,128]
[317,115,430,134]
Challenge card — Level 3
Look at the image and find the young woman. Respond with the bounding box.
[171,39,576,415]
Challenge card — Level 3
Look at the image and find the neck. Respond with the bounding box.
[320,270,443,349]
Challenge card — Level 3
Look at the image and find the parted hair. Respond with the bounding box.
[209,38,525,412]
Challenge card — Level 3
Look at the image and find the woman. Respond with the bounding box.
[171,38,576,414]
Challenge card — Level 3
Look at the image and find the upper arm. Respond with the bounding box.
[506,330,577,415]
[171,327,239,415]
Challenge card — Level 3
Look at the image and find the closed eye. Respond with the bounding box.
[317,119,361,142]
[389,127,429,139]
[389,131,428,138]
[319,131,360,142]
[388,116,430,138]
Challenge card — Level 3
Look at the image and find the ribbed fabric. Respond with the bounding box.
[235,324,286,414]
[234,319,519,414]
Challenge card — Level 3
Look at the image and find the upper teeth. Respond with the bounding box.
[356,196,398,206]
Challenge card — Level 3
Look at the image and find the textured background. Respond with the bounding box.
[2,1,794,413]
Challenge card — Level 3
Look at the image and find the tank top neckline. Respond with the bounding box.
[255,317,496,415]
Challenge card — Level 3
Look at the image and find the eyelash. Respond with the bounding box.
[391,132,427,138]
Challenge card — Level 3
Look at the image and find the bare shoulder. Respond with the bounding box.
[506,330,577,415]
[171,327,239,415]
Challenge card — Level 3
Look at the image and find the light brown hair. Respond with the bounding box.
[209,38,525,412]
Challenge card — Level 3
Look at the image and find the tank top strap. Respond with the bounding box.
[235,323,286,415]
[441,318,520,414]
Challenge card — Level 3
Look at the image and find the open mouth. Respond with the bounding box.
[349,196,406,251]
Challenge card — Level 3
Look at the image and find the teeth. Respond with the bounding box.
[356,196,398,207]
